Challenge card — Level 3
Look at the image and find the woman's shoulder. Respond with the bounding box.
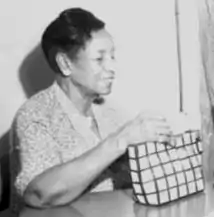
[12,84,58,131]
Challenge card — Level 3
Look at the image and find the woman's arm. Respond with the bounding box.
[18,111,171,208]
[23,135,124,208]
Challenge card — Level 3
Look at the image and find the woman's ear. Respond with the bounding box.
[56,52,73,77]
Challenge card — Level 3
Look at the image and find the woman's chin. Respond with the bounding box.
[98,83,113,95]
[99,87,112,96]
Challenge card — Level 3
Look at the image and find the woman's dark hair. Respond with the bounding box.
[41,8,105,74]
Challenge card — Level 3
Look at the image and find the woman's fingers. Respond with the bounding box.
[141,119,172,134]
[153,125,172,135]
[156,133,172,143]
[136,110,166,121]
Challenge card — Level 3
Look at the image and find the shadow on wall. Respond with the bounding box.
[0,44,55,211]
[19,44,55,98]
[0,131,11,211]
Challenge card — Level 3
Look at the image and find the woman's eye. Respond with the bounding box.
[96,57,103,62]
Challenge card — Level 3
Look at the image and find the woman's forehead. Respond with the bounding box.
[75,29,115,61]
[86,30,115,54]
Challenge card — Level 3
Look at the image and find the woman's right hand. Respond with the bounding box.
[107,111,172,154]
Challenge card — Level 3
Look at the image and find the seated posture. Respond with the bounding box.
[9,8,171,215]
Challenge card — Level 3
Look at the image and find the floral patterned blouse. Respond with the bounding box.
[9,82,129,215]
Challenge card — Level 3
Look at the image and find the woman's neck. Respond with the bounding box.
[56,78,95,117]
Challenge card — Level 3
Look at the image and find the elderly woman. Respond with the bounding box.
[10,7,171,215]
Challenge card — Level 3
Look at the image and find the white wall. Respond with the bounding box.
[0,0,200,148]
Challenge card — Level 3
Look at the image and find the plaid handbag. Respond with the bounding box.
[128,130,204,206]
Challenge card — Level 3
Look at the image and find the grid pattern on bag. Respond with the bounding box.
[128,130,204,206]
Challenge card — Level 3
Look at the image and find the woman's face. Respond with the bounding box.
[70,29,116,97]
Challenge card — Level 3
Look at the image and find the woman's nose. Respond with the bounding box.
[103,58,116,73]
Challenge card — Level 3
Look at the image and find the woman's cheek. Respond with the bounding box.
[91,62,103,75]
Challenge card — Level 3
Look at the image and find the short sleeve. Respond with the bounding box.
[14,122,61,195]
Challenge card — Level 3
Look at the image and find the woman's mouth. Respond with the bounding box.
[103,76,115,81]
[104,77,114,83]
